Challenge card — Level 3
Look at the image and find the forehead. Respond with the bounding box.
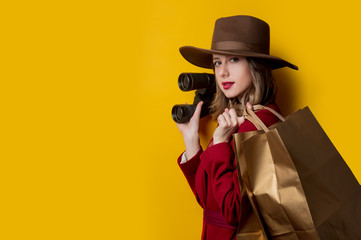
[212,54,227,59]
[212,54,244,59]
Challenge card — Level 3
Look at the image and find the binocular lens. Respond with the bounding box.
[175,107,184,120]
[178,73,214,91]
[179,75,191,90]
[172,104,196,123]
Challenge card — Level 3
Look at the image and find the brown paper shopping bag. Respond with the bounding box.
[235,105,361,240]
[234,131,270,240]
[234,106,319,240]
[268,106,361,240]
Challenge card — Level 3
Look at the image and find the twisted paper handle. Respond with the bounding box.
[243,105,285,132]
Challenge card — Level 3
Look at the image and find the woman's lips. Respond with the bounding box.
[222,82,234,90]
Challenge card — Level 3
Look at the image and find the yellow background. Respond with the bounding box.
[1,0,360,239]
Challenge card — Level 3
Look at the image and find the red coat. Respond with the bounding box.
[178,104,280,240]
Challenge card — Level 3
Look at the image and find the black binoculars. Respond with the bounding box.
[172,73,216,123]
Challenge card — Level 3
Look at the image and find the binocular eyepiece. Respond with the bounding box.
[172,73,216,123]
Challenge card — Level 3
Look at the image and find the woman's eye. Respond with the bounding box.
[213,61,221,66]
[230,57,239,63]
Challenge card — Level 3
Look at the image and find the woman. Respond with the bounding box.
[176,15,298,240]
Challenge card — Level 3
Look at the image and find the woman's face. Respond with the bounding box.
[212,54,252,99]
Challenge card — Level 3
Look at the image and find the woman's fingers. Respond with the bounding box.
[223,112,232,126]
[246,102,253,110]
[237,116,245,126]
[228,109,238,127]
[176,101,203,137]
[218,112,232,127]
[217,114,225,126]
[213,108,239,144]
[218,108,238,129]
[190,101,203,124]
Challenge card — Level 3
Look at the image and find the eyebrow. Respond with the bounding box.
[212,57,220,60]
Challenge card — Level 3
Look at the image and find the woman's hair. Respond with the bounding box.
[209,58,276,118]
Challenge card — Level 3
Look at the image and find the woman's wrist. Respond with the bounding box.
[212,137,228,145]
[183,134,200,160]
[185,146,201,160]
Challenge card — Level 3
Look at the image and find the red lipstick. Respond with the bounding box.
[222,82,234,90]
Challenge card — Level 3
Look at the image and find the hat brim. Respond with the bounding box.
[179,46,298,70]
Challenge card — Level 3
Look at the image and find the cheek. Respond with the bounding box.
[234,68,252,86]
[216,77,222,88]
[241,66,253,86]
[244,73,253,87]
[214,72,223,87]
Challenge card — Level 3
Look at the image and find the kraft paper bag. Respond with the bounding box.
[235,105,361,240]
[271,106,361,240]
[234,131,270,240]
[233,107,319,240]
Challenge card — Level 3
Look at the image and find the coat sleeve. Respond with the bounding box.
[177,149,204,207]
[200,105,281,226]
[200,143,240,226]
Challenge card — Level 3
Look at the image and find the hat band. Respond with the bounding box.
[211,41,269,54]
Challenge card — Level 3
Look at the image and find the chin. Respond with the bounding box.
[224,92,239,99]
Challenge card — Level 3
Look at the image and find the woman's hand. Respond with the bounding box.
[213,108,245,145]
[176,101,203,159]
[212,102,253,145]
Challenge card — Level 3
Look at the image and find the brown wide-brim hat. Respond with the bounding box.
[180,15,298,70]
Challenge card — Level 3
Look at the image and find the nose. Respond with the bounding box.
[218,62,229,78]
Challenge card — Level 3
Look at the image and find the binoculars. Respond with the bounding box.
[172,73,216,123]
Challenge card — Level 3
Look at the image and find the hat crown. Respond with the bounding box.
[179,15,298,70]
[211,15,270,54]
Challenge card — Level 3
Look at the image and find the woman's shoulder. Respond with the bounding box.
[238,103,281,133]
[256,103,281,124]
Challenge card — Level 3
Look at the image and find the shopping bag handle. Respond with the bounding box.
[243,113,263,131]
[243,105,285,133]
[253,105,286,122]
